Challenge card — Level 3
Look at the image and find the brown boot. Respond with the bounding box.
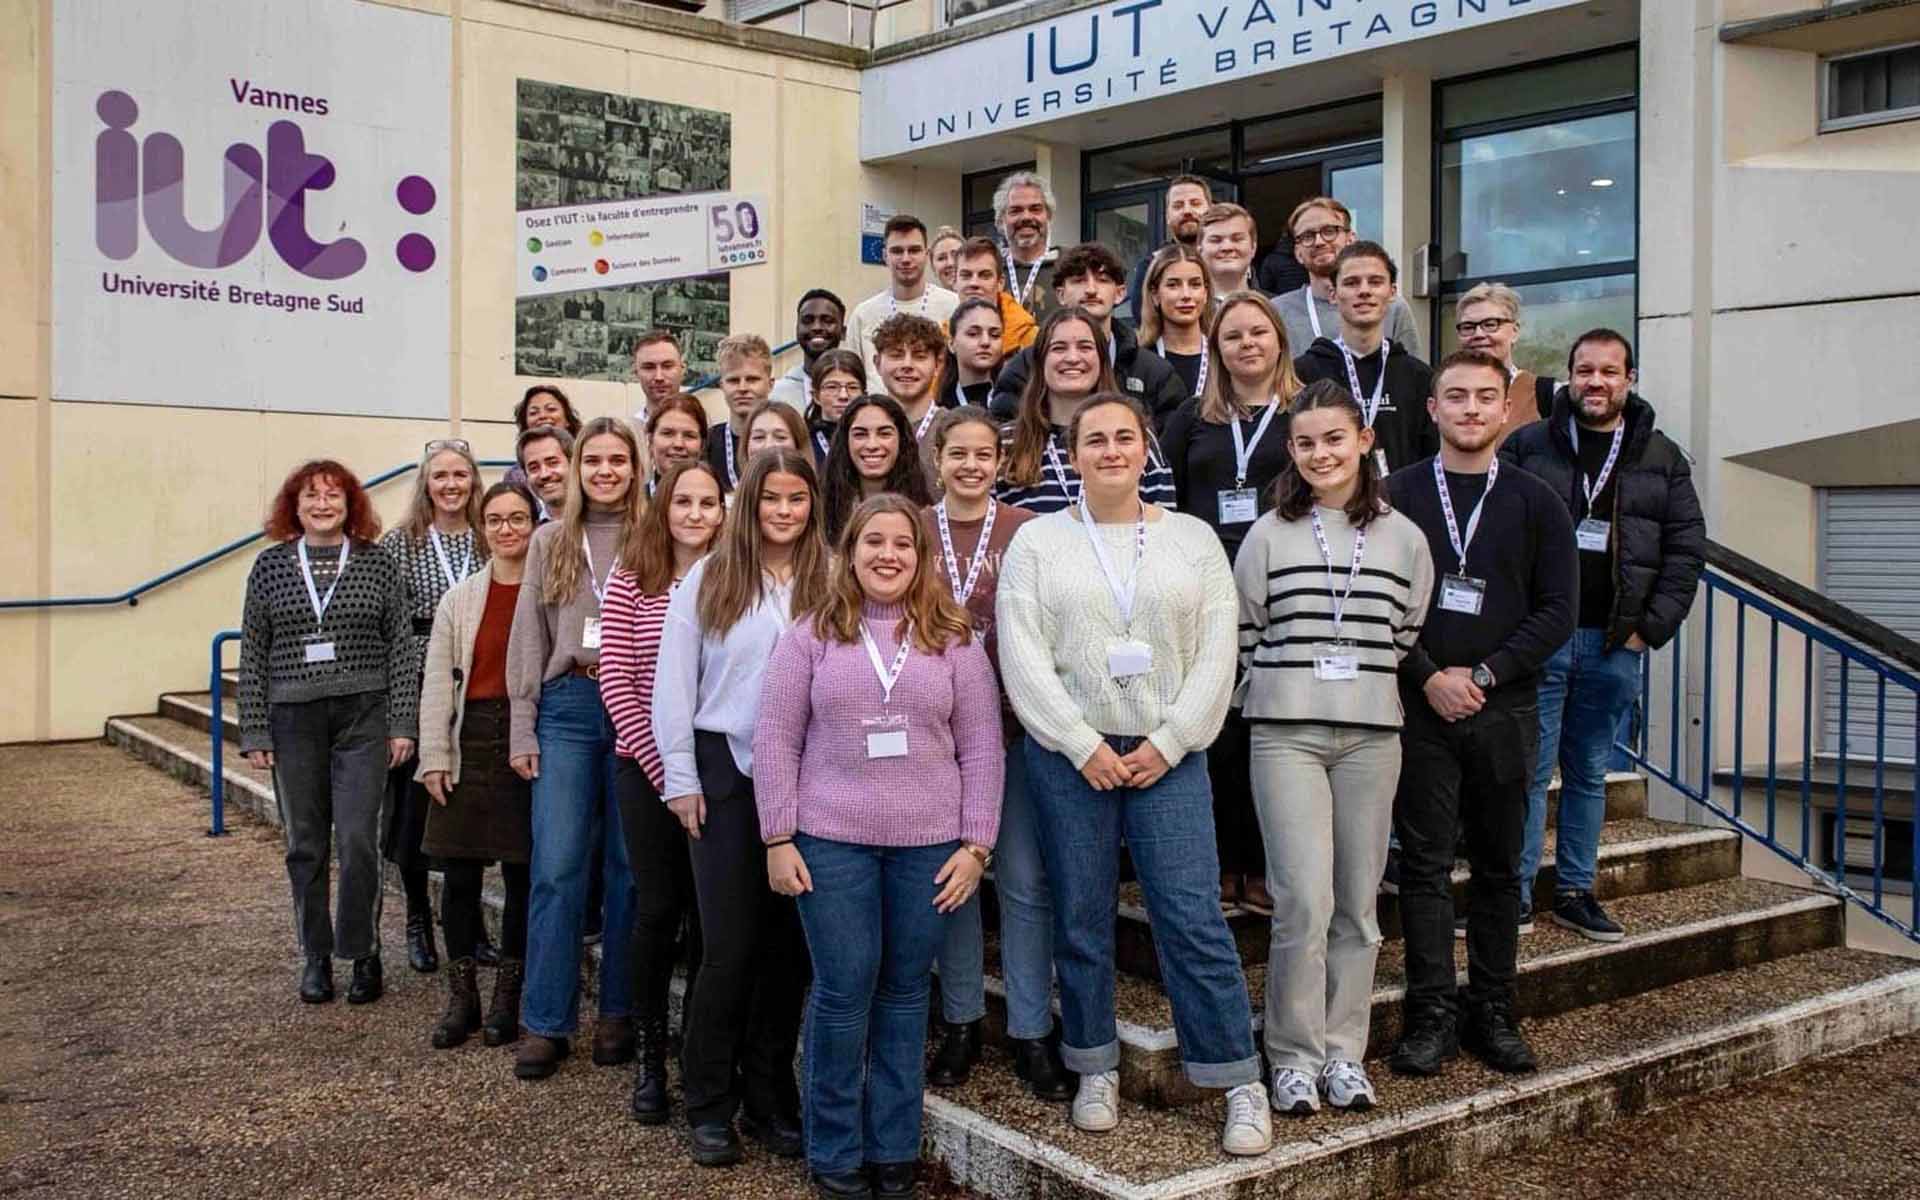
[514,1034,570,1080]
[481,957,523,1048]
[593,1015,636,1066]
[431,957,481,1049]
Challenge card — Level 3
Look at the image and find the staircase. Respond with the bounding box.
[102,666,1920,1200]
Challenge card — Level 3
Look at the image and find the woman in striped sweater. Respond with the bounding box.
[1231,380,1434,1117]
[599,460,725,1124]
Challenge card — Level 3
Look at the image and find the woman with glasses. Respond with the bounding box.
[645,393,708,496]
[380,438,488,975]
[416,481,542,1049]
[1453,281,1551,445]
[805,350,866,467]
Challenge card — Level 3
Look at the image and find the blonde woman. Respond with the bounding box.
[1136,244,1215,400]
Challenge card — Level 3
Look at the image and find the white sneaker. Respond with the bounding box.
[1268,1066,1320,1116]
[1071,1069,1120,1133]
[1221,1081,1273,1156]
[1318,1059,1377,1111]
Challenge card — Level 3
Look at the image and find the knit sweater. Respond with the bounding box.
[505,510,623,758]
[237,539,416,753]
[1232,505,1434,730]
[599,565,689,790]
[380,524,484,691]
[752,600,1004,848]
[996,506,1237,770]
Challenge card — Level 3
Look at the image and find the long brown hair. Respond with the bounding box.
[542,416,644,607]
[265,460,381,544]
[1005,307,1120,487]
[696,448,831,636]
[1135,244,1213,346]
[812,495,973,654]
[620,460,723,593]
[1198,290,1302,425]
[398,442,487,541]
[740,400,810,475]
[1272,380,1388,529]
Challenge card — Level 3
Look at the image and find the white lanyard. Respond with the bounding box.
[887,290,932,318]
[723,424,740,490]
[1044,437,1078,504]
[1337,337,1390,430]
[860,621,913,707]
[1079,494,1147,627]
[1004,248,1043,305]
[913,402,939,443]
[1303,284,1325,339]
[1573,418,1626,515]
[1157,337,1208,398]
[813,428,831,460]
[1309,509,1368,641]
[297,537,349,626]
[581,534,611,607]
[1434,456,1498,573]
[1230,400,1282,488]
[427,527,472,591]
[935,498,997,606]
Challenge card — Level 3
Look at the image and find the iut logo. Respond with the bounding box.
[92,89,439,279]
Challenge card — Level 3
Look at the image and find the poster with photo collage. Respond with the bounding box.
[513,79,732,381]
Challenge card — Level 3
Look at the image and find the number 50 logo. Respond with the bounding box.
[710,200,761,243]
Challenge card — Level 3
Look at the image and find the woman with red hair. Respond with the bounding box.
[239,460,417,1007]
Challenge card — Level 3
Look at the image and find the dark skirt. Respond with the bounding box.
[382,762,433,872]
[422,698,533,864]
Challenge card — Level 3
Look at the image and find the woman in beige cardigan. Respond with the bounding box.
[416,481,538,1049]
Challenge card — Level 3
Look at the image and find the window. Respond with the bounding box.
[962,162,1034,238]
[1823,43,1920,133]
[1084,129,1232,194]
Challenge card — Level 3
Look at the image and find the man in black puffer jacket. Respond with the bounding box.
[1500,328,1705,944]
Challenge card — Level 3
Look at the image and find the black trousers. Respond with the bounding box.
[615,756,704,1030]
[1206,709,1264,876]
[682,732,809,1126]
[443,859,529,962]
[1394,686,1539,1016]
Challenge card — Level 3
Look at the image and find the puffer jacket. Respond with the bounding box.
[1500,389,1705,650]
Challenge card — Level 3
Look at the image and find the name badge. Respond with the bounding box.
[1108,639,1154,680]
[304,640,337,664]
[582,616,603,650]
[1438,573,1486,616]
[1374,449,1390,477]
[863,714,909,759]
[1313,643,1359,681]
[1576,517,1611,553]
[1216,488,1258,525]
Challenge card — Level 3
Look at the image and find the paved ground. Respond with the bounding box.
[2,739,1918,1200]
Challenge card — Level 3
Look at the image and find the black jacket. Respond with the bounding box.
[1500,390,1706,651]
[1294,336,1438,475]
[988,320,1189,432]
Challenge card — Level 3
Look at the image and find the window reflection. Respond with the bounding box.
[1440,111,1636,281]
[1439,275,1636,381]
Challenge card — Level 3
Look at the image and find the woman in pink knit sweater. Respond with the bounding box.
[753,494,1005,1200]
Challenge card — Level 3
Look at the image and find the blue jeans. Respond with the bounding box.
[1521,629,1644,896]
[936,738,1053,1034]
[1026,739,1259,1087]
[795,834,954,1174]
[524,674,636,1036]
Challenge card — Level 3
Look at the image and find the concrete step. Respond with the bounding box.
[158,691,238,739]
[927,945,1920,1200]
[975,876,1844,1107]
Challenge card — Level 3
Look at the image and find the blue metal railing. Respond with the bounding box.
[208,629,242,837]
[1622,562,1920,945]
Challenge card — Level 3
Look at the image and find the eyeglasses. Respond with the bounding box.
[425,438,472,456]
[1292,223,1350,245]
[817,381,863,396]
[484,512,534,530]
[1454,317,1515,336]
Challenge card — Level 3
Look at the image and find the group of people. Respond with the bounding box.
[234,167,1706,1200]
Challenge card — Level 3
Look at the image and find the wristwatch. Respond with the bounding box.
[964,843,994,870]
[1471,663,1496,690]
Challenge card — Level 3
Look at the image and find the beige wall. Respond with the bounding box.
[0,0,957,743]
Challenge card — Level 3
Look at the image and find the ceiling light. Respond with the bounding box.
[1590,177,1615,188]
[1556,188,1567,195]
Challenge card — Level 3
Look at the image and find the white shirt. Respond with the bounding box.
[844,285,960,374]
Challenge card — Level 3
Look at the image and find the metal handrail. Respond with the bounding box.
[208,629,242,837]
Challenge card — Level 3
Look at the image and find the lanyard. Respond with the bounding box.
[913,402,939,443]
[1309,509,1368,641]
[1003,248,1043,306]
[1572,418,1626,516]
[1079,494,1147,627]
[1433,456,1498,573]
[887,290,932,318]
[935,497,997,606]
[1303,284,1325,339]
[427,527,472,591]
[1337,337,1390,430]
[1230,400,1282,488]
[723,424,740,490]
[860,621,914,707]
[813,428,831,460]
[1157,337,1208,398]
[581,534,611,607]
[297,537,349,627]
[1044,437,1078,505]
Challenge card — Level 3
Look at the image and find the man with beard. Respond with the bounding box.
[1124,175,1214,324]
[1386,350,1576,1082]
[1275,197,1422,359]
[1501,330,1704,943]
[770,289,846,411]
[515,425,575,524]
[994,170,1061,320]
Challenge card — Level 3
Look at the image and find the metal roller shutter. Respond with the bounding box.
[1818,488,1920,760]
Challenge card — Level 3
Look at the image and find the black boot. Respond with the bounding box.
[1462,996,1538,1074]
[406,906,439,974]
[1010,1031,1073,1102]
[1388,1004,1459,1077]
[299,954,334,1004]
[432,957,482,1048]
[927,1019,982,1087]
[474,928,501,968]
[346,954,384,1005]
[482,957,523,1047]
[628,1016,671,1124]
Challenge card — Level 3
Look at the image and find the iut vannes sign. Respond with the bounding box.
[860,0,1586,160]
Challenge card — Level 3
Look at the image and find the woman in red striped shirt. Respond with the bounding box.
[600,460,726,1123]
